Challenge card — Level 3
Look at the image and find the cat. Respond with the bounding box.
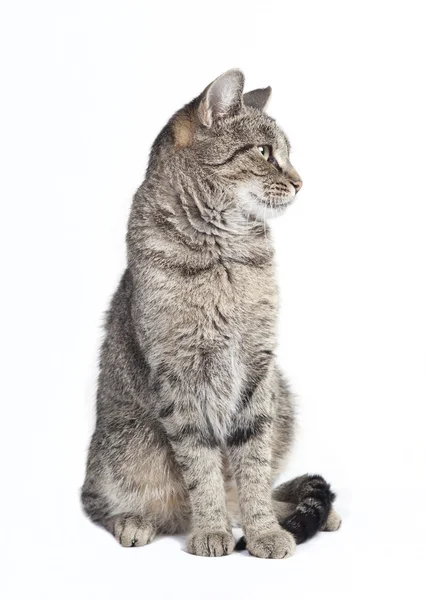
[81,69,341,558]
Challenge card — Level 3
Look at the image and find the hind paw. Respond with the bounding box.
[106,515,156,547]
[322,507,342,532]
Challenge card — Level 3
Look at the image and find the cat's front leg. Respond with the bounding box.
[227,394,296,559]
[159,395,235,557]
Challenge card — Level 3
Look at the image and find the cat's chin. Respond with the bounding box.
[236,183,295,221]
[245,203,290,221]
[243,194,295,221]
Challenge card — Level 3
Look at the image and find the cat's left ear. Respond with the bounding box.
[243,87,272,111]
[198,69,245,128]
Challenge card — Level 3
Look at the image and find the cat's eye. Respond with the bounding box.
[258,145,270,160]
[257,144,281,171]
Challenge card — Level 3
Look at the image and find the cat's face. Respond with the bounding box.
[171,69,302,220]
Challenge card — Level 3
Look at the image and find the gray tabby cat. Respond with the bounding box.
[81,69,341,558]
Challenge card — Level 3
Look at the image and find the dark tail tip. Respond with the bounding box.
[235,536,247,551]
[279,474,335,544]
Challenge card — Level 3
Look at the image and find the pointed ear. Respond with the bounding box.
[198,69,245,127]
[243,86,272,111]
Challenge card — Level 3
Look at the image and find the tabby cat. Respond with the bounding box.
[81,69,341,558]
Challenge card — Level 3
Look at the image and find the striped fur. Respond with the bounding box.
[275,474,336,543]
[81,70,341,558]
[236,474,336,550]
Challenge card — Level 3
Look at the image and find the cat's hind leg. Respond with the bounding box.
[81,481,160,548]
[81,414,190,547]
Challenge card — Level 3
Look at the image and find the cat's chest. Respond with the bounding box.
[212,261,278,321]
[196,262,278,438]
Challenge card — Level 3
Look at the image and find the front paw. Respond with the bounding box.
[246,528,296,559]
[187,530,235,557]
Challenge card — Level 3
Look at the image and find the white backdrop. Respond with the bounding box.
[1,1,425,598]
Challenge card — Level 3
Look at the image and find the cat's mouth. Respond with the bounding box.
[249,191,295,210]
[235,180,297,220]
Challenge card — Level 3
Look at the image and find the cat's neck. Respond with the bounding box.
[129,168,274,271]
[144,166,268,240]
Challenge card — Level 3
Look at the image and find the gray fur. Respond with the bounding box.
[81,69,339,558]
[243,86,272,111]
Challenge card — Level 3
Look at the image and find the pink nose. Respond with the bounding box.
[291,179,303,193]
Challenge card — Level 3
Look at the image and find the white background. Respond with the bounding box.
[1,1,425,598]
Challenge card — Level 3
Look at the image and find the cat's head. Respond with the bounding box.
[163,69,302,220]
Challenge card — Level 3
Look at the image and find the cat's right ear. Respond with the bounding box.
[198,69,245,128]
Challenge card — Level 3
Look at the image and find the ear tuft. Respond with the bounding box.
[198,69,245,127]
[243,86,272,111]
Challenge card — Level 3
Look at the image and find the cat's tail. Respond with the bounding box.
[274,474,336,543]
[235,474,336,550]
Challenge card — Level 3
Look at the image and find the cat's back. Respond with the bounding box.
[97,268,150,410]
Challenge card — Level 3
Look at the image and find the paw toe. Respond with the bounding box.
[187,530,235,557]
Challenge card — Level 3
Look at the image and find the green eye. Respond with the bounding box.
[258,145,270,160]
